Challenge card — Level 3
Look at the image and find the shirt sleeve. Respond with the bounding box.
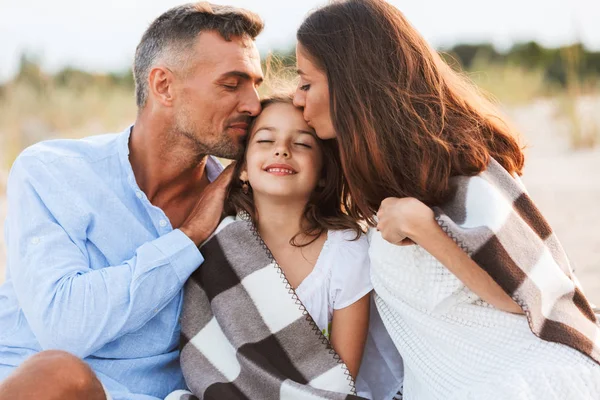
[330,231,373,310]
[5,154,204,358]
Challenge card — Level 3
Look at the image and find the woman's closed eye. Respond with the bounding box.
[299,83,311,91]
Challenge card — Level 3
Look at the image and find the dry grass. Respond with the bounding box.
[467,58,548,105]
[0,82,137,169]
[467,58,600,150]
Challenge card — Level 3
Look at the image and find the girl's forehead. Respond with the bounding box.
[258,102,297,118]
[251,102,314,135]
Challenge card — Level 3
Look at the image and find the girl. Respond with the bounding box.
[226,94,372,380]
[175,94,402,400]
[293,0,600,399]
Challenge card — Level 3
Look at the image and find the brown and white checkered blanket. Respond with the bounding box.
[175,216,365,400]
[433,158,600,365]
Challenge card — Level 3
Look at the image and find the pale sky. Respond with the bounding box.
[0,0,599,82]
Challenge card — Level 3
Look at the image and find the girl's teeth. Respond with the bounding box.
[268,168,294,174]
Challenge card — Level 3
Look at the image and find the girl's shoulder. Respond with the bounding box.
[326,230,372,310]
[324,229,370,267]
[326,229,369,250]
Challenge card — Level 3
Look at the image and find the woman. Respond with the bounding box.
[293,0,600,399]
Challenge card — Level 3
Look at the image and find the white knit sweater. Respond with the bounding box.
[369,229,600,400]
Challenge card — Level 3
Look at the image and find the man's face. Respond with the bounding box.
[172,31,263,159]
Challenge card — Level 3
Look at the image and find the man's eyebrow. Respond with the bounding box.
[220,71,264,85]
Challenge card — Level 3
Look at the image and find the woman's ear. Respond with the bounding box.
[239,170,249,182]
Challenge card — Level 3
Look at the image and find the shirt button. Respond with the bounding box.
[30,237,40,245]
[159,219,168,227]
[136,191,143,199]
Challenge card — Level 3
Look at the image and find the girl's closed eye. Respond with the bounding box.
[299,83,311,91]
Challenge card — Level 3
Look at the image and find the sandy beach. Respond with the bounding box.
[0,98,599,305]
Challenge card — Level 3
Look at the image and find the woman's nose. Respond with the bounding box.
[293,89,305,108]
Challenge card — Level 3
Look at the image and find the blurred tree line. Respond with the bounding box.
[441,41,600,87]
[0,53,134,96]
[1,40,598,97]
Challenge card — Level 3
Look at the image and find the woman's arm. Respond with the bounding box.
[377,197,523,314]
[330,293,371,380]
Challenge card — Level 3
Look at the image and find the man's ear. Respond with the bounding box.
[148,66,174,107]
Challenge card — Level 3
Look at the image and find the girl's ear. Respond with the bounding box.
[239,169,251,195]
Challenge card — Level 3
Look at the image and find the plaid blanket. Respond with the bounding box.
[176,215,366,400]
[433,158,600,365]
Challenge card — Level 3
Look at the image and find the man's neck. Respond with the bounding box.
[129,113,209,209]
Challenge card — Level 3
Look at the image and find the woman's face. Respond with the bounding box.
[293,43,337,140]
[243,102,323,201]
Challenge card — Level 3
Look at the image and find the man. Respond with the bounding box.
[0,3,264,399]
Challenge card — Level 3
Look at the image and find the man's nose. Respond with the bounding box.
[239,88,261,116]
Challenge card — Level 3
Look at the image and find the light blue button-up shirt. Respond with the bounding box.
[0,127,222,400]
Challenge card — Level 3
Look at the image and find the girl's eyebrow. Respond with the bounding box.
[253,126,316,139]
[297,129,317,138]
[253,126,276,133]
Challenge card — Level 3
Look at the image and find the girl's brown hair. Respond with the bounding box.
[225,94,362,245]
[297,0,525,225]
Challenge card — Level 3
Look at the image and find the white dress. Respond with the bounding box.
[296,229,373,338]
[296,230,404,400]
[369,229,600,400]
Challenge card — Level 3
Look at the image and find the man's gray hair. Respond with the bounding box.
[133,2,264,108]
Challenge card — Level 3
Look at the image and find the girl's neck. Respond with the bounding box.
[252,192,327,289]
[253,193,309,244]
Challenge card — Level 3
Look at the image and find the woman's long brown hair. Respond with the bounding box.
[297,0,525,226]
[225,94,363,245]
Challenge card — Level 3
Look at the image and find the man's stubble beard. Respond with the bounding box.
[174,108,244,160]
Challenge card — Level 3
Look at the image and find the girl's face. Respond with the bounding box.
[293,43,336,140]
[244,102,324,200]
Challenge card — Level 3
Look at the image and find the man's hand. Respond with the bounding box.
[180,163,236,246]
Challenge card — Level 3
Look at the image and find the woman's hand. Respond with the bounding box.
[377,197,523,314]
[376,197,434,246]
